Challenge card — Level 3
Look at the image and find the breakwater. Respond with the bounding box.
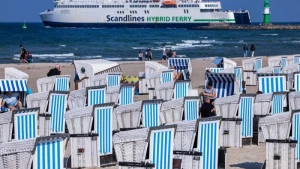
[192,23,300,30]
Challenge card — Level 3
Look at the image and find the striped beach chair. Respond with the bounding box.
[149,125,176,169]
[206,73,236,98]
[294,73,300,91]
[292,109,300,162]
[142,99,163,127]
[119,84,135,105]
[271,92,287,114]
[13,108,39,140]
[234,66,243,94]
[281,57,287,69]
[161,70,173,84]
[174,80,190,99]
[47,91,69,134]
[196,116,222,169]
[54,75,70,91]
[107,73,121,87]
[168,58,192,74]
[184,96,200,121]
[238,94,255,138]
[33,134,69,169]
[93,103,114,156]
[257,74,287,94]
[86,85,106,106]
[294,56,300,64]
[0,79,28,105]
[206,68,223,73]
[255,58,262,71]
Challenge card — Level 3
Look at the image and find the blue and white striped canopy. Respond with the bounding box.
[206,73,235,82]
[0,79,27,92]
[168,58,190,72]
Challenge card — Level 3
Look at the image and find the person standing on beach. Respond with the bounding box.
[250,44,255,57]
[201,81,217,104]
[172,51,177,58]
[162,45,167,61]
[47,64,62,77]
[138,50,143,61]
[19,45,26,64]
[147,49,152,60]
[243,43,248,57]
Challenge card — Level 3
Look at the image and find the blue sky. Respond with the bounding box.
[0,0,299,22]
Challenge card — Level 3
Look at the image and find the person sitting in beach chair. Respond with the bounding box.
[1,92,22,111]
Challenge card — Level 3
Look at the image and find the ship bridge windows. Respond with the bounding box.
[204,4,218,8]
[200,9,214,12]
[102,5,125,8]
[129,5,147,8]
[149,5,159,8]
[178,4,199,7]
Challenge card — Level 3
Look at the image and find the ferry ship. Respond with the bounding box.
[40,0,245,28]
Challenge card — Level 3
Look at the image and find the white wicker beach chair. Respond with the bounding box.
[67,88,86,110]
[0,111,12,143]
[115,101,142,129]
[145,61,167,78]
[254,93,272,116]
[26,92,49,113]
[5,67,29,79]
[219,118,242,148]
[65,106,94,134]
[141,99,164,127]
[36,76,55,93]
[214,95,239,118]
[211,57,237,69]
[70,133,100,168]
[33,134,69,169]
[290,91,300,110]
[138,72,148,94]
[242,57,262,86]
[0,138,35,169]
[13,108,39,140]
[160,98,184,124]
[106,85,120,104]
[90,73,107,86]
[155,81,174,101]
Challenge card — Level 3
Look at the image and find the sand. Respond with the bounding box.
[0,57,270,169]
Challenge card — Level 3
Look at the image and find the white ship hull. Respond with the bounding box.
[40,1,235,28]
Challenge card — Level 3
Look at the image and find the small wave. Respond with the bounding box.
[105,57,139,61]
[172,44,211,50]
[199,37,208,39]
[177,55,187,58]
[59,45,66,47]
[13,53,75,58]
[201,40,216,43]
[238,40,244,43]
[182,40,200,44]
[83,55,102,59]
[261,34,278,36]
[132,47,148,50]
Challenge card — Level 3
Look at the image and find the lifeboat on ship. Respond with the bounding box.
[163,0,177,5]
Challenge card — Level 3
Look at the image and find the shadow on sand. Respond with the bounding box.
[230,162,263,169]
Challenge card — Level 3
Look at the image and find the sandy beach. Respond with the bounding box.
[0,57,270,169]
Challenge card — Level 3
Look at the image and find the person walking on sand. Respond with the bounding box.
[243,43,248,57]
[162,45,167,61]
[19,45,26,64]
[250,44,255,57]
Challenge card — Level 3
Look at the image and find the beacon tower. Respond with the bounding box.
[263,0,270,24]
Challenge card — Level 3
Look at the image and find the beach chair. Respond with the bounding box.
[271,92,288,114]
[93,103,115,158]
[5,67,29,79]
[13,108,39,140]
[86,85,106,106]
[294,55,300,64]
[243,57,262,86]
[138,72,148,94]
[234,66,243,94]
[268,56,282,67]
[54,75,70,91]
[113,128,151,167]
[142,99,163,128]
[115,101,142,129]
[147,72,162,99]
[70,133,100,168]
[257,73,288,94]
[37,76,55,93]
[206,68,223,73]
[254,93,272,116]
[106,85,120,104]
[167,120,202,169]
[168,58,192,74]
[160,98,184,124]
[206,73,237,98]
[238,94,255,140]
[0,139,35,169]
[214,95,239,118]
[289,91,300,111]
[65,106,94,134]
[145,61,168,78]
[0,79,28,106]
[90,73,107,87]
[219,118,242,148]
[161,70,174,84]
[184,96,200,121]
[119,84,135,105]
[149,125,177,169]
[0,111,13,143]
[211,57,237,69]
[107,73,121,87]
[196,116,222,169]
[43,91,69,135]
[155,82,174,101]
[33,134,69,169]
[255,58,262,71]
[281,57,287,69]
[67,88,86,110]
[292,109,300,163]
[174,80,190,99]
[273,66,282,73]
[26,92,49,114]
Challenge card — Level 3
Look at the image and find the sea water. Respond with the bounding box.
[1,22,300,63]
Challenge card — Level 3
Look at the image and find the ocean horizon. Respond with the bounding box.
[1,22,300,63]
